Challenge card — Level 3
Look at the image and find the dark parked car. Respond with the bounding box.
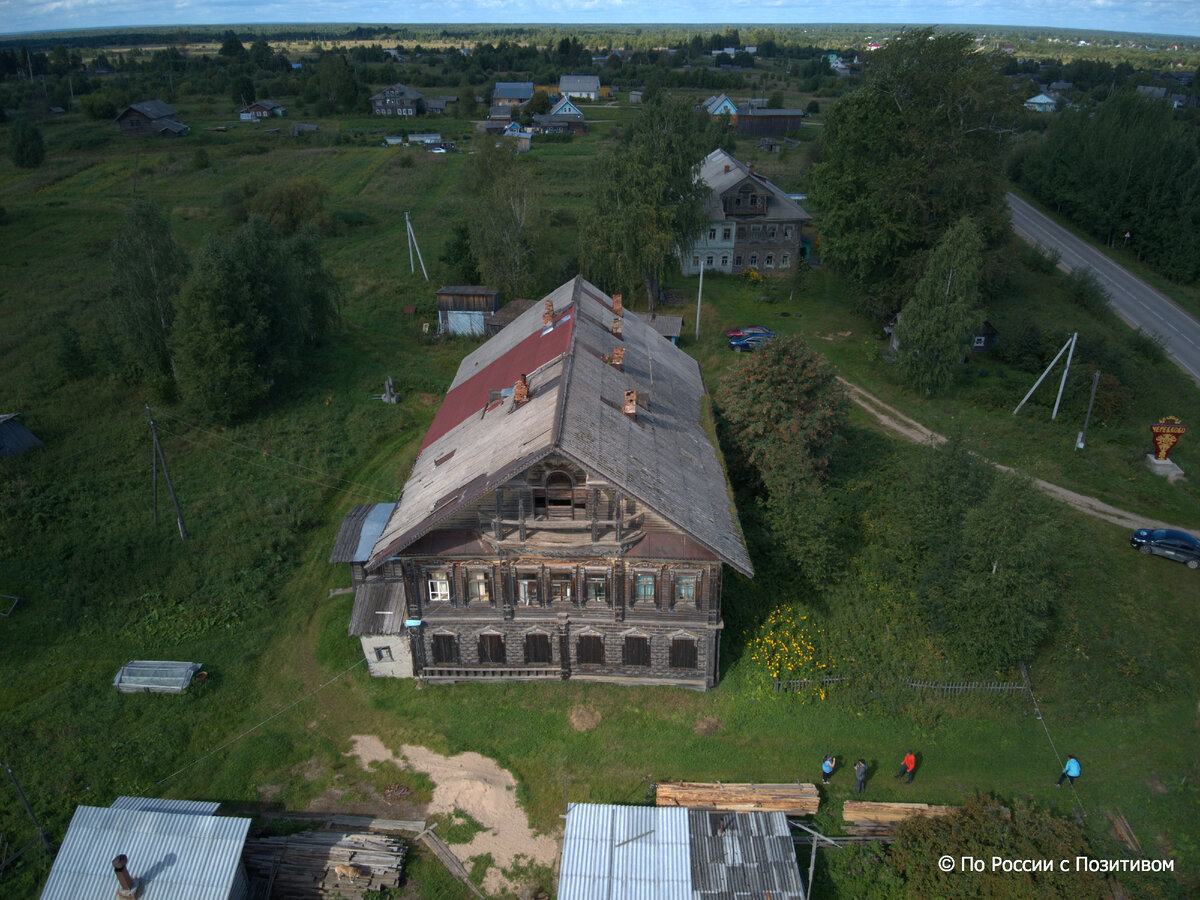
[724,325,776,340]
[1129,528,1200,569]
[729,333,772,352]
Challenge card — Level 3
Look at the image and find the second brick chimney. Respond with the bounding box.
[542,299,554,326]
[623,390,638,420]
[612,317,622,338]
[610,346,625,370]
[513,374,529,405]
[612,294,623,317]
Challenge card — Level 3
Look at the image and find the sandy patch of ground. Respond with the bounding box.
[693,716,722,736]
[568,705,601,731]
[348,735,558,894]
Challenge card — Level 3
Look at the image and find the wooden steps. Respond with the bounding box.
[656,782,820,815]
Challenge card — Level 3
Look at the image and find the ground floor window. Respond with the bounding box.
[623,636,651,667]
[478,633,506,664]
[781,253,791,268]
[577,634,605,665]
[706,255,714,267]
[765,254,775,268]
[670,638,698,669]
[525,633,552,664]
[432,634,458,665]
[721,255,729,267]
[734,254,743,267]
[749,253,758,267]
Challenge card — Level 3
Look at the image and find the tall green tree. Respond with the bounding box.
[172,218,338,422]
[895,216,984,395]
[810,29,1017,316]
[718,335,849,586]
[9,119,45,168]
[579,95,726,311]
[461,142,547,300]
[106,200,190,392]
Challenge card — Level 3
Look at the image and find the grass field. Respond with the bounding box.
[1,98,1198,899]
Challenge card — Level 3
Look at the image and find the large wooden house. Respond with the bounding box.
[370,83,424,116]
[680,149,811,277]
[116,100,188,137]
[331,276,752,689]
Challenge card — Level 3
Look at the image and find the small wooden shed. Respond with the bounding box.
[436,286,500,336]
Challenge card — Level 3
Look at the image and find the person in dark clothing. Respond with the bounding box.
[894,750,916,783]
[854,759,868,794]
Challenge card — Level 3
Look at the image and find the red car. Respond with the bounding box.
[724,325,776,339]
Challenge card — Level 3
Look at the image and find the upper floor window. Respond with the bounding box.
[634,574,656,607]
[467,571,491,605]
[550,573,573,604]
[427,572,450,604]
[585,575,609,607]
[517,572,540,606]
[709,227,717,240]
[751,225,762,240]
[722,226,732,241]
[675,575,698,608]
[767,225,777,240]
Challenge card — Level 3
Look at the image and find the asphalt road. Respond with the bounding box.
[1007,192,1200,386]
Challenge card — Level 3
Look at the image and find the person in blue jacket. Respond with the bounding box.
[1056,755,1081,786]
[821,754,836,784]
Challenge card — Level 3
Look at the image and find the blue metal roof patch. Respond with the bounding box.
[355,502,397,561]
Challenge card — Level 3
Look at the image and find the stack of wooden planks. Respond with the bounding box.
[841,801,958,838]
[656,782,820,815]
[242,828,406,899]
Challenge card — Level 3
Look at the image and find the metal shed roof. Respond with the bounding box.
[40,803,250,900]
[560,804,692,900]
[110,797,221,816]
[0,413,43,456]
[112,661,202,694]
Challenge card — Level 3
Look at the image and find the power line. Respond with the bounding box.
[153,410,393,498]
[158,426,393,503]
[153,657,367,789]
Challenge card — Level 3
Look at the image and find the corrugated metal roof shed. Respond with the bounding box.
[112,660,202,694]
[0,413,43,456]
[110,797,221,816]
[40,803,250,900]
[559,804,691,900]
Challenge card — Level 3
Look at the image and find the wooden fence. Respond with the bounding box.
[773,675,1029,696]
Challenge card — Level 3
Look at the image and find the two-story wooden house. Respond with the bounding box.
[116,100,189,137]
[680,149,810,277]
[370,83,424,116]
[331,276,753,690]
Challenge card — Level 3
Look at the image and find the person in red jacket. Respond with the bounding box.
[894,750,917,783]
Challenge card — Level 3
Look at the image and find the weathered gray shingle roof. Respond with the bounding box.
[127,99,177,120]
[697,149,811,223]
[493,81,534,100]
[349,579,407,636]
[559,74,601,94]
[367,276,752,576]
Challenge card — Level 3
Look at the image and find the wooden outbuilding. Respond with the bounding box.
[435,285,501,336]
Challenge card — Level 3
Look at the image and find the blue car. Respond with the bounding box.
[1130,528,1200,569]
[728,333,773,352]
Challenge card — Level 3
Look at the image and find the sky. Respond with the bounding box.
[2,0,1198,40]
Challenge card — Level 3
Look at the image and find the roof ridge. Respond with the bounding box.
[553,277,585,447]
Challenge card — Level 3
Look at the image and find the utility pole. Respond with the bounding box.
[1076,370,1101,450]
[1051,331,1077,420]
[4,764,51,857]
[405,211,428,281]
[145,404,188,541]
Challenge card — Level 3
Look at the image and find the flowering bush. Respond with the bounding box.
[745,605,834,701]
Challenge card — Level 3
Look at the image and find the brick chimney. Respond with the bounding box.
[612,294,623,317]
[724,164,730,173]
[748,163,755,174]
[542,299,554,326]
[612,317,622,338]
[610,346,625,370]
[623,390,638,420]
[513,374,529,405]
[113,855,137,900]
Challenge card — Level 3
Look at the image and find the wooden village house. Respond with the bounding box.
[331,276,753,690]
[681,149,811,277]
[116,100,188,137]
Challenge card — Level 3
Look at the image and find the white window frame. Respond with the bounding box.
[427,572,450,604]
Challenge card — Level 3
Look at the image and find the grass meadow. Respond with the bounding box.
[1,95,1197,898]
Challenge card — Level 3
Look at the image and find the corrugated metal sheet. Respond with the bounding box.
[560,804,691,900]
[689,810,804,899]
[0,413,43,456]
[112,661,202,694]
[41,804,251,900]
[110,797,221,816]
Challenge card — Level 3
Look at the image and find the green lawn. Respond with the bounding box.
[0,103,1197,899]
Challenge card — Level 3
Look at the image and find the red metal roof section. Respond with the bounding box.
[419,308,575,451]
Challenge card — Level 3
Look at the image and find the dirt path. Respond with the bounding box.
[347,735,558,895]
[840,378,1190,534]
